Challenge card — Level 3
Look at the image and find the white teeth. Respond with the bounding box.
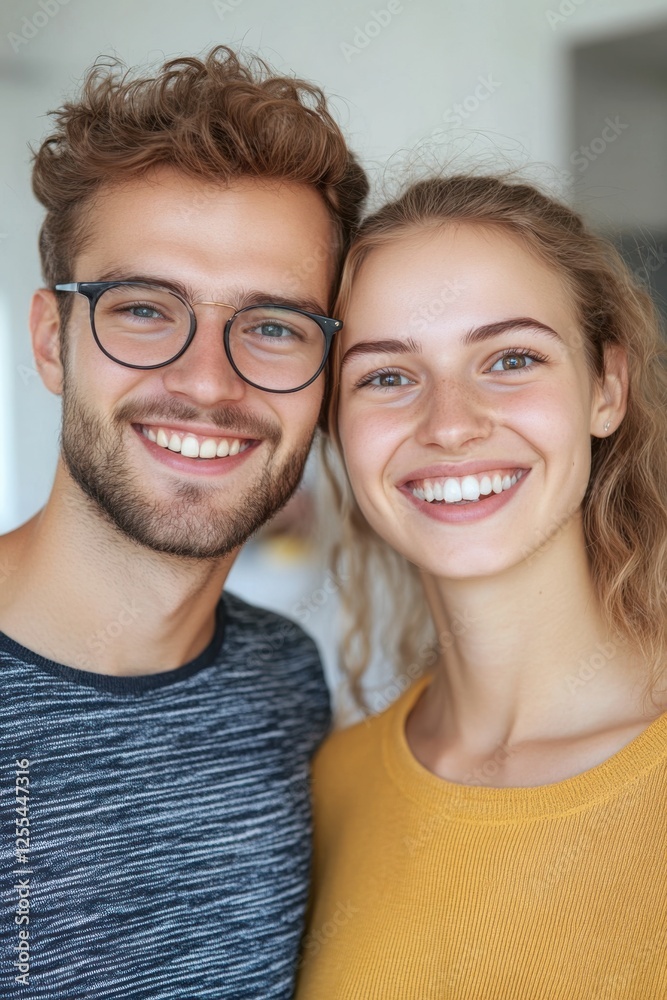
[180,435,200,459]
[444,478,463,502]
[142,426,248,460]
[412,469,527,504]
[461,475,481,501]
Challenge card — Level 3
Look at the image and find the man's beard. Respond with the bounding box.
[60,384,314,559]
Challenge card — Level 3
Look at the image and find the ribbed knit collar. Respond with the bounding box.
[382,674,667,823]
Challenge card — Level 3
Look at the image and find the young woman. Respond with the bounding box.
[296,175,667,998]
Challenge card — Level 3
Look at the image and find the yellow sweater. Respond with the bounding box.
[296,675,667,999]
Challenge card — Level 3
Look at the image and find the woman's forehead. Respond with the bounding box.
[342,224,579,343]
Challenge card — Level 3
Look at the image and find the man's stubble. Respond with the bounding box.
[59,374,314,560]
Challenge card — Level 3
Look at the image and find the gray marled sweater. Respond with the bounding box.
[0,591,330,998]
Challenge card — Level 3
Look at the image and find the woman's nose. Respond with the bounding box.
[415,378,494,452]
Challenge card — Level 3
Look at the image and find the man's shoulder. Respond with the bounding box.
[220,589,326,676]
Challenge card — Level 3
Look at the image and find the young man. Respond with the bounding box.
[0,48,367,997]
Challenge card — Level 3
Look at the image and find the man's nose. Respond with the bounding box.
[161,303,247,406]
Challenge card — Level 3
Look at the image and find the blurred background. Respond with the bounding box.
[1,0,666,698]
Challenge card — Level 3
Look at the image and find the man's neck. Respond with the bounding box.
[0,471,235,677]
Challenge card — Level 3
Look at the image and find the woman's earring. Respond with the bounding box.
[604,420,611,432]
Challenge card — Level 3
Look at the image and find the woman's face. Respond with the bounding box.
[337,223,611,580]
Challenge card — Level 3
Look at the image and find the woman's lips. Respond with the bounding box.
[400,468,530,522]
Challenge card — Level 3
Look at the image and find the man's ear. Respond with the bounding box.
[590,342,628,438]
[30,289,65,396]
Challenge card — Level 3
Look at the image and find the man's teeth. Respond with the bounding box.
[413,470,524,503]
[141,426,250,459]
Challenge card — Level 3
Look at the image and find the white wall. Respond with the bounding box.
[3,0,667,530]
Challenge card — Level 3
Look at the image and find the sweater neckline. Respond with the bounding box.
[382,674,667,822]
[0,596,227,695]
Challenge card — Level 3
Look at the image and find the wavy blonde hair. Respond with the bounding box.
[323,174,667,714]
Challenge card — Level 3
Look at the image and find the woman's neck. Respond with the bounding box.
[415,515,653,760]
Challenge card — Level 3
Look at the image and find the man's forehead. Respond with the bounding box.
[74,171,338,300]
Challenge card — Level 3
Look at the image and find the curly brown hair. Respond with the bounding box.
[31,45,368,304]
[325,174,667,714]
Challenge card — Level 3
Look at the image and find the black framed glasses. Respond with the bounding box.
[54,281,342,394]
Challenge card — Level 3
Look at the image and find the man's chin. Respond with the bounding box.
[60,390,313,560]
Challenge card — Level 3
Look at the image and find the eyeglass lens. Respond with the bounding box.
[93,284,327,390]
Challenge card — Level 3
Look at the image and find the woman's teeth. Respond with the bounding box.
[412,470,525,504]
[141,425,251,460]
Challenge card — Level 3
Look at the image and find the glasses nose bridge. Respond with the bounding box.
[192,299,237,324]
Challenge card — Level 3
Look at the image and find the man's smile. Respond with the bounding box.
[132,422,260,474]
[138,422,255,459]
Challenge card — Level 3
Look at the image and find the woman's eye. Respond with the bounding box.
[488,350,545,372]
[359,370,414,389]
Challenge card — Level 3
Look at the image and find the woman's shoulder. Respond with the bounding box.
[313,676,429,786]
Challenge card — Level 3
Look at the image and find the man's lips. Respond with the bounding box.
[132,423,260,475]
[135,421,255,460]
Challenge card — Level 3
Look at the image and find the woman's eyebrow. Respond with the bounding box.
[341,338,421,367]
[340,319,562,368]
[463,317,563,345]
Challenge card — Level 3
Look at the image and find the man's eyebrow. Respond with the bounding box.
[462,317,563,345]
[94,271,327,315]
[341,338,421,367]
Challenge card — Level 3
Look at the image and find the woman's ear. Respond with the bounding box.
[30,289,65,396]
[590,343,628,438]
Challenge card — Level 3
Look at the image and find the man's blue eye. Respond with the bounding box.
[258,323,291,338]
[130,305,162,320]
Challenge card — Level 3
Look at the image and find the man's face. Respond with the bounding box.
[57,168,335,558]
